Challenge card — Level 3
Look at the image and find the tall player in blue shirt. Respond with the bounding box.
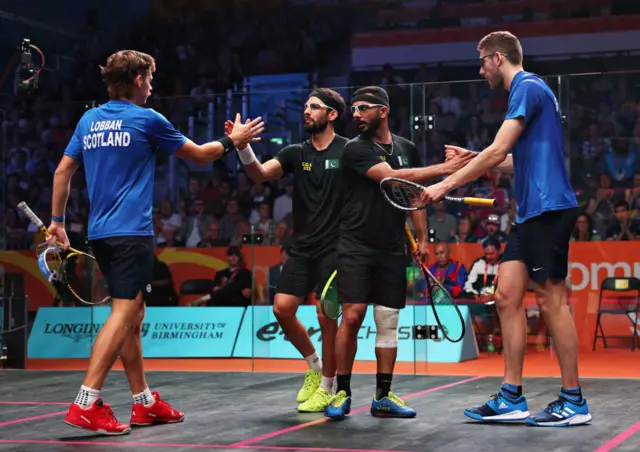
[422,31,591,427]
[46,50,264,435]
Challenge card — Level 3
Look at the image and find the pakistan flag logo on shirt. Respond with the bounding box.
[325,159,339,170]
[398,156,409,166]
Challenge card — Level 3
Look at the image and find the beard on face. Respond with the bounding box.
[486,70,505,91]
[357,113,382,137]
[304,115,329,133]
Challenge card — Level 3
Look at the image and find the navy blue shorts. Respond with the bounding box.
[90,236,155,300]
[502,207,579,282]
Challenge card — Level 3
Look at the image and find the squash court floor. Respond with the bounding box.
[0,370,639,452]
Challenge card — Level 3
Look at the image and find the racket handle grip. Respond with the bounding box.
[462,197,496,207]
[17,201,47,232]
[404,223,419,253]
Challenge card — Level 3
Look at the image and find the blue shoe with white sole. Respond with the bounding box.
[464,392,530,422]
[526,396,592,427]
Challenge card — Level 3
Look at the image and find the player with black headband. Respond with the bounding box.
[325,86,471,420]
[226,88,348,413]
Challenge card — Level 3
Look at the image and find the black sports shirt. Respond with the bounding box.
[274,134,349,257]
[338,134,421,253]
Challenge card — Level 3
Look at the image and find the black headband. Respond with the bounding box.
[309,91,343,117]
[351,92,389,108]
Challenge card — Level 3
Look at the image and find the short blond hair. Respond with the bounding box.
[477,31,523,65]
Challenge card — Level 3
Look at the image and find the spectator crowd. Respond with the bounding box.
[2,0,640,257]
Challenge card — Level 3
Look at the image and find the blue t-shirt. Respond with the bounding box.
[64,100,187,240]
[505,71,577,223]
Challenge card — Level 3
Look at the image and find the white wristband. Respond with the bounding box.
[237,144,257,165]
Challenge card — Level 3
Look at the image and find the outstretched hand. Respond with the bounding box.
[443,144,476,174]
[227,114,264,150]
[445,144,476,160]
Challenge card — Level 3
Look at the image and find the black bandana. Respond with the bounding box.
[310,90,344,118]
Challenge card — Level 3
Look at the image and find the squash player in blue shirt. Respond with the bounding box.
[46,50,264,435]
[422,32,591,427]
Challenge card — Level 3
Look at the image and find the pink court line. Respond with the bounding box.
[0,411,67,428]
[0,440,409,452]
[231,375,485,447]
[0,401,68,405]
[593,420,640,452]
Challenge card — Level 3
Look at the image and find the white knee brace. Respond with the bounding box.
[374,305,399,348]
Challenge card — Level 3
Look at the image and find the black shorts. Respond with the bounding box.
[90,236,155,300]
[337,248,407,310]
[276,251,336,299]
[502,207,579,282]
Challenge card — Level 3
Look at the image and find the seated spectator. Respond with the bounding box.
[184,177,203,212]
[586,172,621,236]
[274,220,292,245]
[145,255,179,306]
[479,214,507,244]
[273,178,293,222]
[606,200,640,241]
[464,237,502,302]
[219,198,244,241]
[571,213,601,242]
[156,199,182,246]
[625,171,640,217]
[428,202,458,242]
[421,242,467,299]
[208,246,254,307]
[268,242,290,305]
[251,202,275,244]
[229,219,252,246]
[197,220,229,247]
[179,198,214,248]
[500,198,517,234]
[448,215,479,244]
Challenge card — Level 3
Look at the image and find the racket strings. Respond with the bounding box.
[64,255,110,304]
[383,180,424,209]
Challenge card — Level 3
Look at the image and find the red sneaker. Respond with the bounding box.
[130,391,185,426]
[64,399,131,435]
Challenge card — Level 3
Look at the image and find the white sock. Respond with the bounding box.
[75,385,100,409]
[320,376,335,394]
[304,352,322,372]
[132,387,155,407]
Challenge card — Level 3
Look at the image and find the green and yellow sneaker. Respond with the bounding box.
[296,370,321,403]
[325,390,351,420]
[370,391,416,418]
[298,388,333,412]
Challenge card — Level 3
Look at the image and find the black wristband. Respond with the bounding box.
[218,136,234,155]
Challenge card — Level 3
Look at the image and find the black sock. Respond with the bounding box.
[376,373,393,400]
[336,374,351,397]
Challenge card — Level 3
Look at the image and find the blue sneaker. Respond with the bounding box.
[464,392,530,422]
[371,392,416,418]
[526,396,592,427]
[325,390,351,420]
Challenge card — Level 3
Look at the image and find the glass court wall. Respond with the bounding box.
[3,70,640,376]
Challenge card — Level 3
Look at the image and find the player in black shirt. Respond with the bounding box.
[325,86,471,420]
[228,88,347,413]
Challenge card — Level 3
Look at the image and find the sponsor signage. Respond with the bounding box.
[28,306,477,362]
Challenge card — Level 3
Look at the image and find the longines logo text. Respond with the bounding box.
[43,322,150,343]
